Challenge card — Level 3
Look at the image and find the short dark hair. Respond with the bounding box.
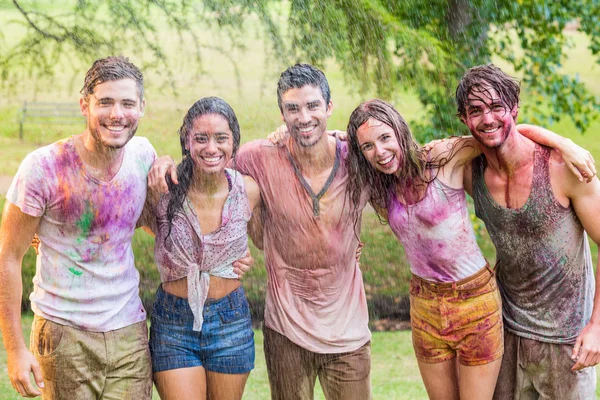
[80,56,144,102]
[455,64,520,118]
[277,63,331,112]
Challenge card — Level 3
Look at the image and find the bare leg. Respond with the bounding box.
[154,366,207,400]
[417,359,460,400]
[458,358,502,400]
[206,371,249,400]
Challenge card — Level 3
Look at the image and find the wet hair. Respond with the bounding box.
[80,56,144,102]
[455,64,520,118]
[277,63,331,112]
[346,99,428,218]
[165,97,241,239]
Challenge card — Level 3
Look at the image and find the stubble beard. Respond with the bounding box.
[89,120,137,150]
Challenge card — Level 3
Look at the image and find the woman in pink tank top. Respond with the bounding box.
[344,99,588,400]
[139,97,262,400]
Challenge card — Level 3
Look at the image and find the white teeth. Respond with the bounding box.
[106,126,125,131]
[378,155,393,165]
[202,156,221,162]
[299,126,314,133]
[482,127,500,133]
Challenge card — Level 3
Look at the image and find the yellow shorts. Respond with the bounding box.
[409,264,504,366]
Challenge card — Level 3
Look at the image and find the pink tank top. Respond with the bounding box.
[387,177,486,282]
[153,169,252,330]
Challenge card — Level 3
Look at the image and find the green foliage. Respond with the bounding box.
[275,0,600,139]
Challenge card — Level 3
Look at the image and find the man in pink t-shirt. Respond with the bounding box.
[0,56,154,399]
[236,64,371,400]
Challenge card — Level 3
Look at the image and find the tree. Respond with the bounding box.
[2,0,599,139]
[0,0,280,93]
[280,0,600,139]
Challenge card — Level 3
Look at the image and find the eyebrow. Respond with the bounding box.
[95,96,138,103]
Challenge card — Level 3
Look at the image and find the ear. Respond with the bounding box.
[80,97,89,116]
[140,99,146,117]
[326,100,334,118]
[459,115,467,126]
[510,106,518,121]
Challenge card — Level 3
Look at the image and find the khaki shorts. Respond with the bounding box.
[493,330,596,400]
[410,264,504,366]
[263,326,371,400]
[31,315,152,400]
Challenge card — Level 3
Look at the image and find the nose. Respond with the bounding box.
[298,107,310,124]
[374,142,386,157]
[205,138,218,153]
[481,108,494,124]
[110,104,125,120]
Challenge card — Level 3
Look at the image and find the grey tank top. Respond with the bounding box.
[472,144,594,344]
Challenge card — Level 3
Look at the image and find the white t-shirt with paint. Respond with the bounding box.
[7,136,156,332]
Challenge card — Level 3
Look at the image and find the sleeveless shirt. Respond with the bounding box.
[387,177,486,282]
[472,145,594,343]
[153,169,252,331]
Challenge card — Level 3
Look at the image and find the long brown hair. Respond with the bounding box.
[347,99,467,221]
[347,99,427,218]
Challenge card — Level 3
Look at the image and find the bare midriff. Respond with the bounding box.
[162,276,241,300]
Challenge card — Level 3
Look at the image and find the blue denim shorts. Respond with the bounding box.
[149,285,255,374]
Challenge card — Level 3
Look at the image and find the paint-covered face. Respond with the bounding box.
[186,113,234,174]
[280,85,333,148]
[80,78,145,149]
[462,85,517,149]
[356,118,402,175]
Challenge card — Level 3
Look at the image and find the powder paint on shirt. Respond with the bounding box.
[235,138,371,354]
[6,136,156,331]
[472,144,594,344]
[387,177,486,283]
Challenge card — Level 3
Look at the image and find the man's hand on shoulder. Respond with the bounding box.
[148,156,178,194]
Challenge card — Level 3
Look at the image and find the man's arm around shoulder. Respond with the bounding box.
[0,202,44,397]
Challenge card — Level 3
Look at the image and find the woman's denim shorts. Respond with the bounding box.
[149,285,255,374]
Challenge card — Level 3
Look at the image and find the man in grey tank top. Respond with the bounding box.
[457,64,600,399]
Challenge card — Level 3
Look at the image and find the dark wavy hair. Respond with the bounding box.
[346,99,463,221]
[455,63,520,119]
[80,56,144,102]
[165,97,241,239]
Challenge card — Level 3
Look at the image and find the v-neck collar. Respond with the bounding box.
[285,138,341,217]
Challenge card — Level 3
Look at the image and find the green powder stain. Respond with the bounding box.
[77,205,94,235]
[69,267,83,276]
[76,202,94,244]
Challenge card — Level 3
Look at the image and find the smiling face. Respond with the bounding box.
[186,113,234,175]
[462,85,518,149]
[80,78,145,150]
[356,118,402,175]
[280,85,333,148]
